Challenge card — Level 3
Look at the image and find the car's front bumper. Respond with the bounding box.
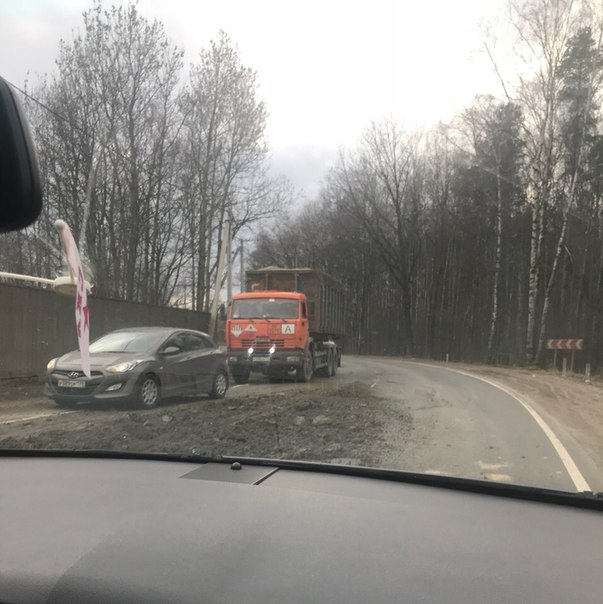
[227,349,304,378]
[44,369,140,404]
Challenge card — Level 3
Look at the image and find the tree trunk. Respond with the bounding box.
[526,200,544,362]
[536,212,570,364]
[487,168,503,363]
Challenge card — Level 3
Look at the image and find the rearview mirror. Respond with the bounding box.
[162,346,181,356]
[0,76,42,232]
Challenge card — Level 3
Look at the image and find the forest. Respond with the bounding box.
[2,0,603,367]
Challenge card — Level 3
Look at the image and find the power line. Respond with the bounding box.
[8,79,90,139]
[6,78,194,200]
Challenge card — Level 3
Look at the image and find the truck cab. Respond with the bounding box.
[226,267,344,383]
[226,292,313,382]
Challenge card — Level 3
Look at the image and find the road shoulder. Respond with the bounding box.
[415,360,603,489]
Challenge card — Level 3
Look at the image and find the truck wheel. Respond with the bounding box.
[299,348,314,382]
[318,350,334,378]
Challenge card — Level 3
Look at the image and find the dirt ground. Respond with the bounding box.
[2,360,603,475]
[0,381,411,467]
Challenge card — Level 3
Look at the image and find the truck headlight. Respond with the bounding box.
[269,345,276,355]
[248,347,254,355]
[47,358,58,370]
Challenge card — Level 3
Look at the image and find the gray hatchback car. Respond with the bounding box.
[44,327,229,408]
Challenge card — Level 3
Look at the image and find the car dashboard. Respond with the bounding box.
[1,454,602,603]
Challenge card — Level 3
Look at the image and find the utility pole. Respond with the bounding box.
[239,240,245,293]
[209,218,229,340]
[226,218,233,304]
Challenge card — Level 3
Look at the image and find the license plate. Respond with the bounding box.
[253,356,270,363]
[58,379,86,388]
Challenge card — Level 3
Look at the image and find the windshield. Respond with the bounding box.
[232,298,299,319]
[89,332,163,354]
[2,0,603,498]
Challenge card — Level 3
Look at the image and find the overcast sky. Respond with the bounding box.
[0,0,507,200]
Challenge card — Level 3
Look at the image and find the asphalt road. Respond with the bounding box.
[0,355,596,492]
[338,356,590,492]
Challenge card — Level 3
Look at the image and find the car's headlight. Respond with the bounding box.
[106,361,142,373]
[47,358,58,371]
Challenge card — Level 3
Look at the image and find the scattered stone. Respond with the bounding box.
[294,416,305,426]
[161,415,173,423]
[312,415,331,426]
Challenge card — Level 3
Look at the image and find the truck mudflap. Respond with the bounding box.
[227,348,305,379]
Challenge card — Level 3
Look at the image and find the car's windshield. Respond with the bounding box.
[232,299,299,319]
[89,332,163,354]
[2,0,603,498]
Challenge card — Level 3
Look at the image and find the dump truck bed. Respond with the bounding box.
[245,267,345,339]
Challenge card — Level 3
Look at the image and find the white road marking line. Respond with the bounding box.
[409,361,591,492]
[483,473,512,482]
[478,461,510,471]
[0,410,77,425]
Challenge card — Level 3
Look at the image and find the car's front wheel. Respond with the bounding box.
[209,370,228,399]
[137,374,161,409]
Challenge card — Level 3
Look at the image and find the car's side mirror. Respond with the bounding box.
[161,346,181,355]
[0,77,42,232]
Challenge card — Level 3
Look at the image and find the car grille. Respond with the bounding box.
[241,339,285,349]
[51,369,103,395]
[54,370,103,378]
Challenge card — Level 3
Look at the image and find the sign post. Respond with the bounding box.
[547,339,583,374]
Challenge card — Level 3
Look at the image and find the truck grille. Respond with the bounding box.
[241,339,285,349]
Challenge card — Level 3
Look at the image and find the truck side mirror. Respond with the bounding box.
[0,77,42,233]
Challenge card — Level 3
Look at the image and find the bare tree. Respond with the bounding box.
[179,31,282,311]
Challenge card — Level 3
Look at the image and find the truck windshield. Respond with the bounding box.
[232,298,299,319]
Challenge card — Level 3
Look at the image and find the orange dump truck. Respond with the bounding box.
[226,267,345,383]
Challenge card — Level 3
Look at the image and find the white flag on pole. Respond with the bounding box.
[55,220,90,377]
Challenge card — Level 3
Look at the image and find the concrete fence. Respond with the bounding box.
[0,283,210,378]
